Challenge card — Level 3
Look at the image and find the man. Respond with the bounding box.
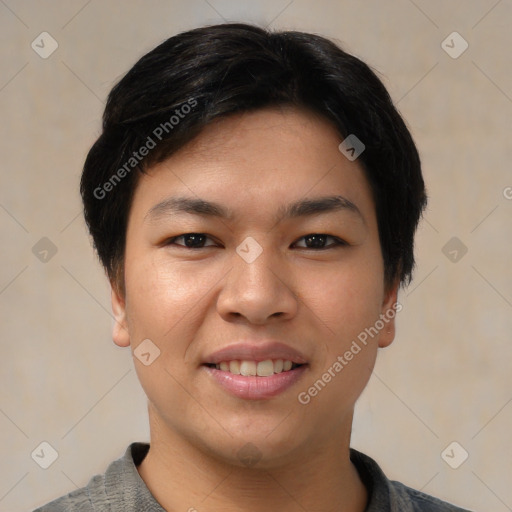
[34,22,473,512]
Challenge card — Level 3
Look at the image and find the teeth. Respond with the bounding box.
[229,360,241,375]
[214,359,298,376]
[257,360,274,377]
[240,361,257,376]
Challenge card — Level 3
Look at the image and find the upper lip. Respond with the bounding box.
[204,341,308,365]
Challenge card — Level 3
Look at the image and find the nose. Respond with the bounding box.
[216,242,299,325]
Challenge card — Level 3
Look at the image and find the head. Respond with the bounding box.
[80,23,426,466]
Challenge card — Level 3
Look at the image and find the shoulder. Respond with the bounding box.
[350,448,474,512]
[32,443,149,512]
[389,479,474,512]
[31,474,104,511]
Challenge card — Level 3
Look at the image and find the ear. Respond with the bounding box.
[378,279,400,349]
[111,281,131,348]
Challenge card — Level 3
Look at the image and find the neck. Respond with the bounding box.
[137,406,368,512]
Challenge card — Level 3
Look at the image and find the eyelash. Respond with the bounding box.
[163,233,348,250]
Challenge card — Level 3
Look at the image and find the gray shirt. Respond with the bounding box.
[32,442,473,511]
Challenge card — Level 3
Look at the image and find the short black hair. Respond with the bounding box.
[80,22,427,295]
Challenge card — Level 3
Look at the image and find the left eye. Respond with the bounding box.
[293,234,347,249]
[164,233,346,250]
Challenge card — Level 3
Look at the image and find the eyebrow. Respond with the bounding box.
[144,194,364,225]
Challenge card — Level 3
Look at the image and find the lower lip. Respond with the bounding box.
[203,365,308,400]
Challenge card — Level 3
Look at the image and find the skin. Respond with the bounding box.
[111,106,399,512]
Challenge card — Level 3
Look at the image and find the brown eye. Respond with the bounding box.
[165,233,217,248]
[293,234,347,249]
[163,233,347,250]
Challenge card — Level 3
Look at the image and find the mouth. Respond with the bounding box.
[202,360,308,400]
[203,359,305,376]
[202,341,309,399]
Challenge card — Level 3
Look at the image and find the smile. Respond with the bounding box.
[203,362,308,400]
[206,359,302,376]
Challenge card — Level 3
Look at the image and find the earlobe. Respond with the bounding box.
[378,280,400,349]
[111,283,131,348]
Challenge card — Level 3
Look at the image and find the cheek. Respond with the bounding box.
[126,254,199,320]
[300,253,384,409]
[122,255,208,417]
[303,256,384,340]
[123,251,226,360]
[298,268,382,420]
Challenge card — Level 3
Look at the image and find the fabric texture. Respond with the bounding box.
[32,442,474,511]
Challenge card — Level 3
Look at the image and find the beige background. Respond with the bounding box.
[0,1,511,510]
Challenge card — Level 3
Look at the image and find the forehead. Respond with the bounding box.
[180,105,338,154]
[128,107,376,228]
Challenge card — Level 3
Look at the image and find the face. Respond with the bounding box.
[111,107,398,468]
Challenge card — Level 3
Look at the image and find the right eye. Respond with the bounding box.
[163,233,219,249]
